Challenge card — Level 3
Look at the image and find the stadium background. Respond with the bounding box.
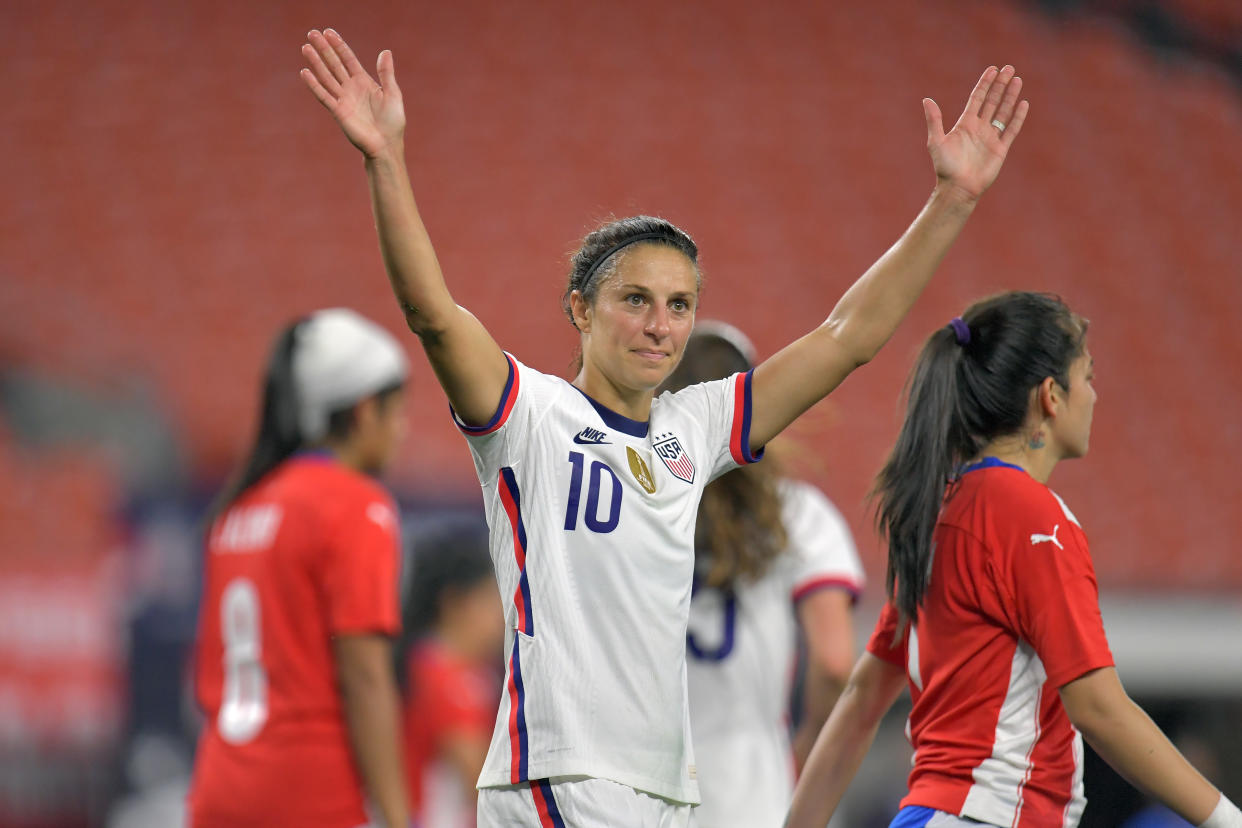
[2,0,1239,825]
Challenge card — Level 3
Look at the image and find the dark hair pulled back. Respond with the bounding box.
[660,329,786,590]
[873,292,1088,635]
[562,215,700,330]
[207,318,307,523]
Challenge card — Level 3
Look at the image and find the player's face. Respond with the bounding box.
[580,246,699,393]
[356,389,408,473]
[1052,348,1096,459]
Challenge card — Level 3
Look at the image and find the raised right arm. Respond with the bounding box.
[300,29,509,426]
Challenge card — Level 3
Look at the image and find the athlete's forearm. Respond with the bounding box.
[785,687,882,826]
[336,636,410,828]
[785,654,905,827]
[747,184,979,448]
[364,147,458,338]
[1077,699,1220,823]
[820,181,977,368]
[792,666,847,774]
[793,590,856,774]
[1061,669,1221,824]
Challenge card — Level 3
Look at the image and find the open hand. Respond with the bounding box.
[300,29,405,159]
[924,65,1028,200]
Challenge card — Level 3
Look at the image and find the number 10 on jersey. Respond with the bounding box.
[564,451,622,534]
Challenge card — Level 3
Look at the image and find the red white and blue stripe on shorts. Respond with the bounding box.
[530,779,567,827]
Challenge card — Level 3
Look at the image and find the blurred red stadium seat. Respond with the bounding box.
[4,0,1240,588]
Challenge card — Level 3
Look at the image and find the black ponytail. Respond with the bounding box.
[207,319,306,523]
[873,292,1087,637]
[660,329,787,589]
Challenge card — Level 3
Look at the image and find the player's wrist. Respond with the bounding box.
[363,138,407,168]
[1199,794,1242,828]
[928,179,980,215]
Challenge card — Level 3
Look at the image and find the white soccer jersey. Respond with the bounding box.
[686,479,864,827]
[458,354,761,805]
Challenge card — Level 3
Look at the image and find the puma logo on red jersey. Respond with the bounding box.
[1030,524,1063,549]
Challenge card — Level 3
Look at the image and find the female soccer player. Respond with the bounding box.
[300,28,1027,826]
[785,292,1242,828]
[399,520,504,827]
[189,309,411,828]
[661,323,863,828]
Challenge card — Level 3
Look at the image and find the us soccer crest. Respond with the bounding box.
[654,433,695,484]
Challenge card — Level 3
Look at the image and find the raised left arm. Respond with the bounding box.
[749,65,1028,449]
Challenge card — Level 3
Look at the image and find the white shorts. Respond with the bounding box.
[477,776,695,828]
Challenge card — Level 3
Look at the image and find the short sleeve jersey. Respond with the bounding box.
[403,639,499,825]
[459,355,760,805]
[189,454,402,828]
[687,479,864,828]
[866,460,1114,828]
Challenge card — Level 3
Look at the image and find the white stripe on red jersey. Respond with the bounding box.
[868,460,1113,827]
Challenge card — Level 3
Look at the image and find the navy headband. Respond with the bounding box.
[949,317,971,346]
[579,232,670,291]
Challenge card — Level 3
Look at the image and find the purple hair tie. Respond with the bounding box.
[949,317,971,346]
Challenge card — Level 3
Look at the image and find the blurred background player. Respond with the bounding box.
[787,292,1242,828]
[398,519,504,828]
[300,26,1024,825]
[188,309,412,828]
[660,322,863,828]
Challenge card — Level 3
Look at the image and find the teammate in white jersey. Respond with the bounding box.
[301,30,1028,827]
[662,324,864,828]
[787,293,1242,828]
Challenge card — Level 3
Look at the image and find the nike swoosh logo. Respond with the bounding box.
[573,434,609,445]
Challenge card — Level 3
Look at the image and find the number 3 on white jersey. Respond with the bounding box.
[218,577,268,744]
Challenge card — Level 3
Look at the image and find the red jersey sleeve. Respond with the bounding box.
[865,601,908,668]
[323,492,401,635]
[992,507,1113,689]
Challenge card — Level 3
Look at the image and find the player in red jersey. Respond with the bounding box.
[787,293,1241,828]
[399,520,503,827]
[189,308,412,828]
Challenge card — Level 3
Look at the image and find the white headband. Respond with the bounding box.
[292,308,409,441]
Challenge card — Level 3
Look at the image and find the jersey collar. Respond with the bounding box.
[570,385,650,438]
[959,456,1027,476]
